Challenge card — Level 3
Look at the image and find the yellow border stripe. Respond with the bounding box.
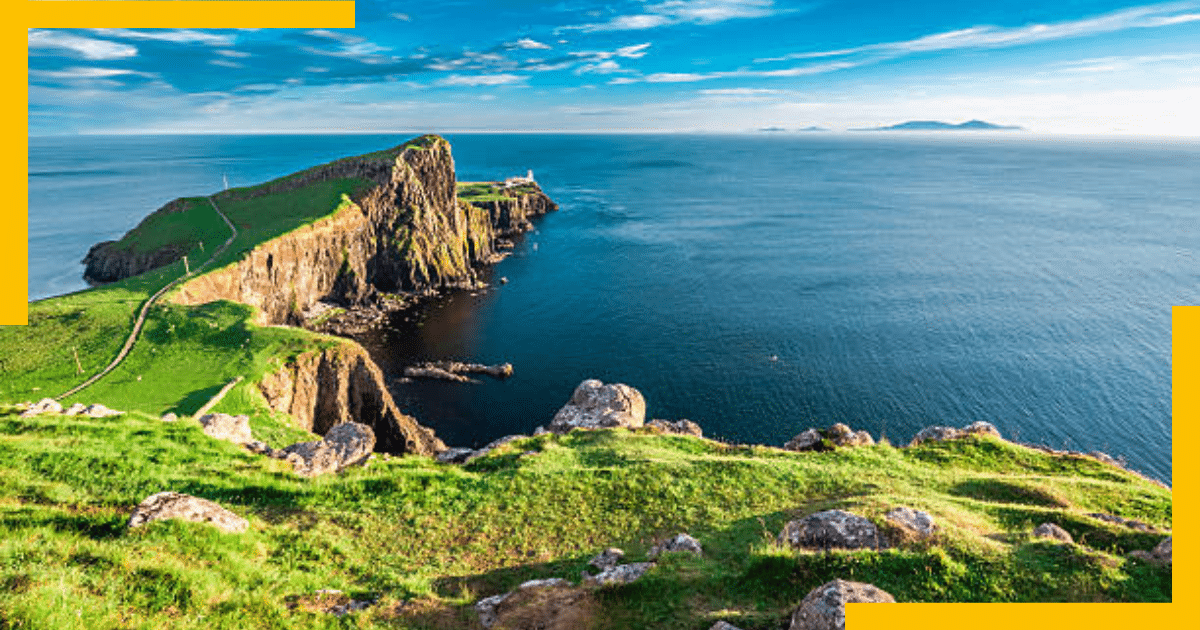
[24,2,355,29]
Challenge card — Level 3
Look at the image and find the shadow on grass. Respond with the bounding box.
[175,383,227,416]
[0,506,127,540]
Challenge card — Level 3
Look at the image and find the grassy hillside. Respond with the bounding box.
[0,413,1171,630]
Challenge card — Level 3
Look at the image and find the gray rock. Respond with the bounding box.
[475,578,573,628]
[436,447,476,464]
[909,426,962,445]
[244,440,276,456]
[589,547,625,571]
[160,412,179,422]
[21,398,62,417]
[785,424,873,451]
[463,434,529,464]
[84,403,122,418]
[583,562,654,587]
[789,579,895,630]
[548,379,646,433]
[646,419,703,437]
[127,491,248,533]
[784,428,824,451]
[649,533,703,558]
[1130,537,1172,567]
[962,421,1001,438]
[63,403,87,416]
[1087,513,1158,532]
[779,509,885,551]
[1032,522,1073,543]
[198,413,254,445]
[885,507,936,539]
[709,622,746,630]
[281,422,375,477]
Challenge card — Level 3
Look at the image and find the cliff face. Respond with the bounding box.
[466,187,559,237]
[257,342,446,455]
[82,197,196,284]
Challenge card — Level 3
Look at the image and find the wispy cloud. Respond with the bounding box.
[510,38,552,50]
[610,59,861,83]
[568,43,652,60]
[89,29,236,46]
[436,73,527,87]
[28,30,137,60]
[563,0,792,32]
[30,66,156,80]
[756,1,1200,63]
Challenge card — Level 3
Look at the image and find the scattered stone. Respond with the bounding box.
[84,403,122,418]
[198,412,254,445]
[20,398,62,417]
[884,507,937,539]
[548,379,646,433]
[436,447,476,464]
[63,403,87,416]
[1031,522,1073,543]
[646,419,703,437]
[160,412,179,422]
[785,424,874,452]
[583,562,654,587]
[789,579,895,630]
[779,509,886,551]
[280,422,376,477]
[588,548,625,571]
[709,622,746,630]
[649,533,703,558]
[1087,513,1159,532]
[476,578,591,629]
[127,491,248,533]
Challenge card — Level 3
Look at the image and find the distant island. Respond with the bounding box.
[756,126,830,132]
[855,119,1022,131]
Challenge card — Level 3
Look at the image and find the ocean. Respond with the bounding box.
[29,132,1197,483]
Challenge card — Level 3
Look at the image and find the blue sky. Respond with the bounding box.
[27,0,1200,135]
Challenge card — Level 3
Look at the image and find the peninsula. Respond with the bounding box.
[0,135,1171,629]
[856,119,1023,131]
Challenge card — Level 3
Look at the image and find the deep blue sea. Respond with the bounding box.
[29,133,1198,483]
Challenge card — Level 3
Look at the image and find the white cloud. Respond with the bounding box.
[210,59,244,69]
[569,43,652,60]
[28,30,138,60]
[216,49,251,58]
[577,60,628,74]
[305,29,364,45]
[392,13,412,21]
[436,73,527,87]
[30,66,154,80]
[699,87,784,95]
[89,29,235,46]
[565,0,784,32]
[511,38,552,50]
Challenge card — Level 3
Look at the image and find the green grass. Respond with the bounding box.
[0,416,1172,630]
[107,198,231,256]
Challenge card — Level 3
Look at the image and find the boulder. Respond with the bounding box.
[646,419,703,437]
[785,424,873,452]
[160,412,179,422]
[547,379,645,433]
[476,578,592,629]
[127,491,248,533]
[1031,522,1073,543]
[884,507,936,539]
[436,447,476,464]
[583,562,654,587]
[20,398,62,417]
[281,422,375,477]
[198,412,254,445]
[909,426,962,445]
[649,533,703,558]
[1129,537,1172,567]
[789,579,895,630]
[84,403,122,418]
[779,509,885,551]
[63,403,87,416]
[588,548,625,571]
[962,421,1001,438]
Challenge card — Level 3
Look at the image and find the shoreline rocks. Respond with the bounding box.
[547,379,646,434]
[784,423,874,452]
[402,361,514,384]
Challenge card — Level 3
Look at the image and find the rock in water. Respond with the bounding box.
[548,379,645,433]
[1031,522,1074,543]
[779,509,886,550]
[281,422,375,477]
[789,580,895,630]
[127,491,248,533]
[198,413,254,445]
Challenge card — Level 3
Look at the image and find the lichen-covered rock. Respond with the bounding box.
[127,491,248,533]
[884,507,936,539]
[646,419,703,437]
[786,424,874,451]
[476,578,591,629]
[281,422,375,477]
[909,425,962,445]
[962,421,1001,438]
[198,413,254,445]
[789,579,895,630]
[1032,522,1073,543]
[583,562,654,587]
[779,509,885,551]
[784,428,823,451]
[649,533,703,558]
[548,380,645,433]
[588,548,625,571]
[20,398,62,417]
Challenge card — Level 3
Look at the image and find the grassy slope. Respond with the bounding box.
[0,415,1171,630]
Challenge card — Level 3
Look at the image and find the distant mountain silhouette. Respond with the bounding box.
[855,119,1021,131]
[756,126,830,132]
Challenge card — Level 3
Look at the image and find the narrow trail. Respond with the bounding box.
[57,196,239,400]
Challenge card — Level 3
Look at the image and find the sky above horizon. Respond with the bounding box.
[27,0,1200,136]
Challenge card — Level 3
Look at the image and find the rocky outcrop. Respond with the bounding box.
[279,422,375,477]
[909,421,1001,446]
[1032,522,1074,543]
[403,361,514,382]
[785,423,873,452]
[646,419,703,437]
[884,507,936,540]
[547,380,646,433]
[588,548,625,571]
[198,412,254,445]
[127,491,248,533]
[464,184,559,237]
[789,580,895,630]
[257,342,445,455]
[20,398,62,417]
[649,533,703,558]
[779,509,886,551]
[1128,537,1171,567]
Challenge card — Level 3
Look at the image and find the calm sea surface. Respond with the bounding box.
[29,133,1198,483]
